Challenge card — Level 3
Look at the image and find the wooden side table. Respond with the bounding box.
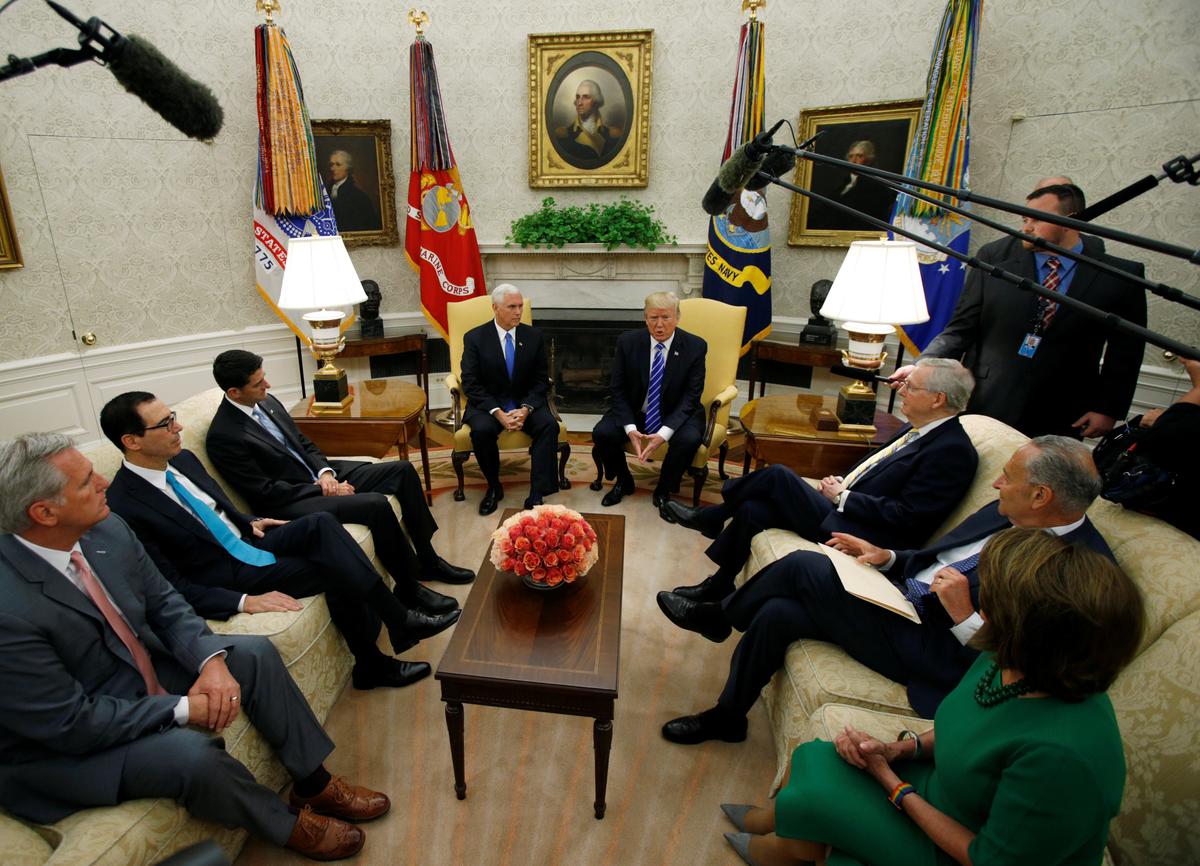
[741,394,905,478]
[746,341,842,400]
[289,378,433,505]
[340,332,429,406]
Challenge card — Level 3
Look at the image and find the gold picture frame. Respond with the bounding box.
[0,165,22,270]
[787,98,923,247]
[310,119,399,248]
[528,29,654,188]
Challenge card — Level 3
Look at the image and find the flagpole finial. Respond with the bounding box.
[256,0,281,24]
[742,0,766,20]
[408,8,429,37]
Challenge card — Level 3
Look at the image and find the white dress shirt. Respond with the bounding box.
[624,332,677,441]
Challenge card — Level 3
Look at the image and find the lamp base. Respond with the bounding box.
[836,382,878,433]
[312,362,351,414]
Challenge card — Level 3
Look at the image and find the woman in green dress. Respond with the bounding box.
[721,527,1144,866]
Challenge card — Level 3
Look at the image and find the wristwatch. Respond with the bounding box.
[521,403,534,413]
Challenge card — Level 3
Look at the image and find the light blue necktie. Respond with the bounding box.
[643,341,666,433]
[165,470,276,566]
[252,405,316,480]
[502,332,518,411]
[903,550,981,614]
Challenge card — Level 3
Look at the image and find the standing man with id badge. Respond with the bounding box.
[891,182,1147,439]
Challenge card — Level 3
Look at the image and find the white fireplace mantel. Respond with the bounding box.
[478,243,707,317]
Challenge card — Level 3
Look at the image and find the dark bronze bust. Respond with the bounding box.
[800,278,836,346]
[359,279,384,337]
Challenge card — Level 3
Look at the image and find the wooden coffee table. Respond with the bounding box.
[289,377,432,504]
[741,393,906,478]
[435,510,623,819]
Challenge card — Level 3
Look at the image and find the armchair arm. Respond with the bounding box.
[702,383,740,448]
[546,376,564,423]
[444,372,464,432]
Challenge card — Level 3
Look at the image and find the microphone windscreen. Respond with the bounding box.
[717,144,762,194]
[107,35,224,141]
[745,149,797,191]
[702,178,734,216]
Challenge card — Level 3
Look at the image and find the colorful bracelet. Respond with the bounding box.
[889,781,916,810]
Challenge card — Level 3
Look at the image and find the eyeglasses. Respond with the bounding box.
[142,411,177,432]
[899,380,937,394]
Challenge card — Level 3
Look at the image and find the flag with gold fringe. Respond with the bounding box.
[701,15,771,354]
[892,0,982,355]
[251,22,347,345]
[406,35,486,339]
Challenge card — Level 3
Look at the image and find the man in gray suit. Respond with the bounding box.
[0,433,385,860]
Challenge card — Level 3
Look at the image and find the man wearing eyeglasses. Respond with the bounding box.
[659,358,978,604]
[99,391,460,692]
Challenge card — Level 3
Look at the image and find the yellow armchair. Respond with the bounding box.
[442,295,572,501]
[589,298,745,505]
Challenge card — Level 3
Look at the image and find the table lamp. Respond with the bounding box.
[820,238,929,432]
[277,234,367,414]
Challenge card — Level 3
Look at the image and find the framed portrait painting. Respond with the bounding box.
[787,99,922,247]
[529,30,654,188]
[310,119,399,248]
[0,165,22,270]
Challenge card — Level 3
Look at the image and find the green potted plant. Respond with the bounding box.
[506,196,677,251]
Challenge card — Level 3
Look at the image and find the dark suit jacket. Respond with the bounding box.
[330,178,379,233]
[107,451,263,617]
[605,328,707,434]
[924,235,1146,435]
[207,394,335,513]
[819,417,978,549]
[885,500,1113,714]
[0,517,230,822]
[460,321,549,423]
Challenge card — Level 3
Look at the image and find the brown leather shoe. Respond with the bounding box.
[285,806,365,861]
[289,775,391,822]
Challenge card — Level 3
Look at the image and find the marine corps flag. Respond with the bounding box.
[252,21,345,344]
[406,35,486,339]
[701,15,771,354]
[892,0,982,354]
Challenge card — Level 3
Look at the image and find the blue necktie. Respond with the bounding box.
[252,406,316,480]
[903,550,982,614]
[644,341,666,433]
[502,332,518,411]
[165,470,276,566]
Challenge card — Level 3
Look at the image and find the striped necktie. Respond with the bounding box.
[903,550,982,614]
[1037,256,1062,330]
[71,551,166,696]
[643,341,666,433]
[165,470,276,566]
[840,428,920,490]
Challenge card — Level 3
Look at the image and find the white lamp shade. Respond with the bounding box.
[277,234,367,310]
[820,239,929,326]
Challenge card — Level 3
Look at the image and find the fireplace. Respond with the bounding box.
[540,317,639,414]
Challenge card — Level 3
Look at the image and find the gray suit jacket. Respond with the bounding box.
[0,515,231,822]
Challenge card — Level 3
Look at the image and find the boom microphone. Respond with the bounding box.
[701,118,788,215]
[36,1,224,140]
[829,364,892,385]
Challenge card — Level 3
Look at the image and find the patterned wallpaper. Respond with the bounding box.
[0,0,1195,365]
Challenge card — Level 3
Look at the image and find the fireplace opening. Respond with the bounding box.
[540,317,639,415]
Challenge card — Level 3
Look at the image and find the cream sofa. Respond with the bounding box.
[738,414,1200,866]
[2,388,398,866]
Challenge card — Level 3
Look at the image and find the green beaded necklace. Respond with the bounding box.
[974,662,1033,707]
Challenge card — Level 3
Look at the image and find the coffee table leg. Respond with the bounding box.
[593,717,612,819]
[445,701,466,800]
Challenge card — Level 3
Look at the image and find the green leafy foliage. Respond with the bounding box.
[506,197,677,251]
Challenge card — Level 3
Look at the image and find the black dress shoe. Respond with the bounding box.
[351,658,432,690]
[601,479,634,507]
[661,708,748,745]
[660,501,721,539]
[656,591,731,642]
[651,490,669,509]
[421,556,475,585]
[479,487,503,516]
[388,608,461,651]
[523,494,544,509]
[673,574,735,603]
[396,582,459,615]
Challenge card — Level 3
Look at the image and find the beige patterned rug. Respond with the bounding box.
[237,453,774,866]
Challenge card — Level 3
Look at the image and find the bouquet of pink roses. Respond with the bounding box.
[489,504,599,587]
